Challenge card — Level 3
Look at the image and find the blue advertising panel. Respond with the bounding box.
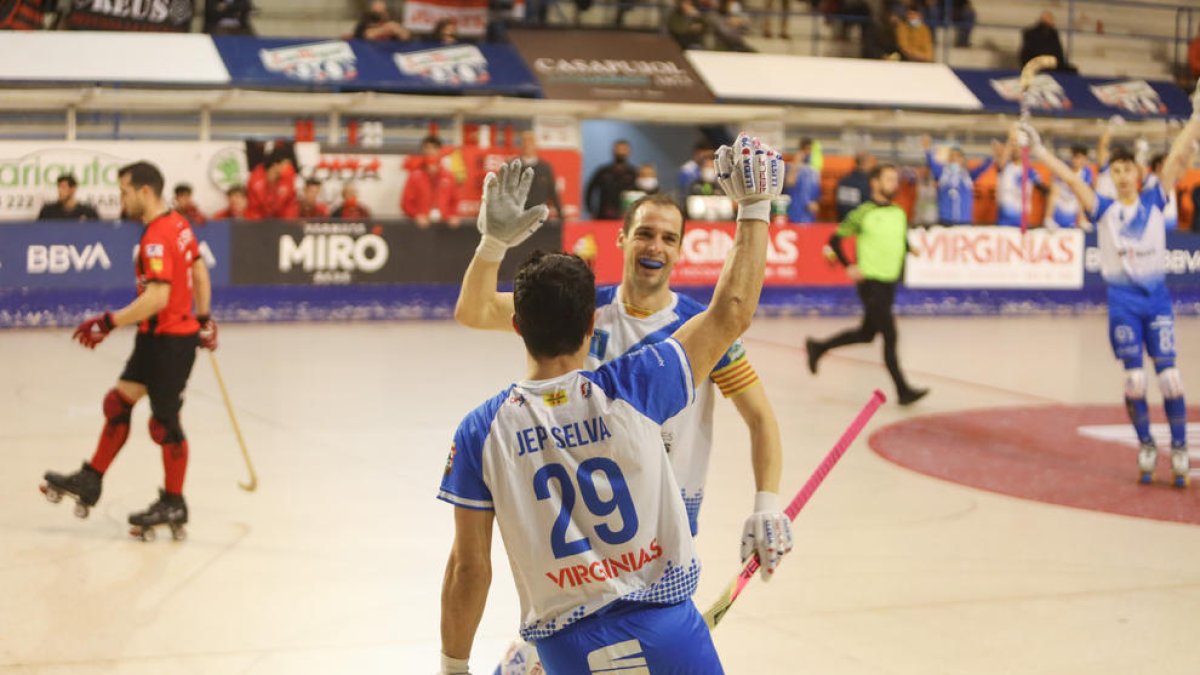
[1083,231,1200,289]
[0,220,230,290]
[213,36,540,95]
[954,68,1190,120]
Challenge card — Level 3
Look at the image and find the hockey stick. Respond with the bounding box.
[208,351,258,492]
[702,389,886,630]
[1019,55,1057,234]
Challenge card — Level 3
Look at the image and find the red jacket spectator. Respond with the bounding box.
[298,179,330,218]
[332,184,371,219]
[212,185,248,220]
[1189,33,1200,79]
[246,159,298,220]
[402,143,460,227]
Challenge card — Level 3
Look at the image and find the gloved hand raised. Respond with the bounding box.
[475,159,550,263]
[715,133,785,223]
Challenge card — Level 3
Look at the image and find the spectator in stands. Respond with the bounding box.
[354,0,411,41]
[213,186,249,220]
[246,150,298,220]
[950,0,975,47]
[585,139,638,220]
[785,138,822,224]
[836,152,875,219]
[518,130,562,219]
[921,134,992,225]
[635,164,660,195]
[173,184,207,226]
[1020,11,1077,73]
[431,17,459,44]
[686,156,724,196]
[678,142,715,196]
[911,166,939,227]
[862,8,901,60]
[38,174,98,221]
[402,136,460,228]
[333,184,371,219]
[667,0,709,50]
[204,0,255,36]
[1189,27,1200,82]
[1145,153,1180,231]
[710,0,754,52]
[298,178,330,218]
[895,5,933,62]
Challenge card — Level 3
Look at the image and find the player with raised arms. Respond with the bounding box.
[1020,91,1197,487]
[437,134,784,674]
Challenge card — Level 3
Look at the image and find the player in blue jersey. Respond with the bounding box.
[995,126,1045,227]
[437,135,786,675]
[920,134,994,225]
[1021,96,1196,487]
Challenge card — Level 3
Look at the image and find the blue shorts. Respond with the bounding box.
[535,600,723,675]
[1108,284,1176,370]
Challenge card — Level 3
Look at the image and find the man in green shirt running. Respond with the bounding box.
[805,163,929,406]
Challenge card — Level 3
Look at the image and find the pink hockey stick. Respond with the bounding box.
[703,389,887,629]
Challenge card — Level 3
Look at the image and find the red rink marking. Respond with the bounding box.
[870,405,1200,526]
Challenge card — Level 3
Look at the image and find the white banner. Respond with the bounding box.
[0,142,247,221]
[0,33,229,84]
[293,144,410,218]
[686,52,981,110]
[906,226,1084,289]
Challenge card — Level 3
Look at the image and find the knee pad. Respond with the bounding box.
[149,415,185,445]
[1158,367,1186,399]
[103,389,133,424]
[1123,369,1147,399]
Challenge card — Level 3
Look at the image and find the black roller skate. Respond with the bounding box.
[40,462,102,518]
[128,489,188,542]
[1170,444,1190,489]
[1137,441,1158,485]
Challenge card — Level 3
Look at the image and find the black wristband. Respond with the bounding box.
[197,314,211,325]
[102,312,115,330]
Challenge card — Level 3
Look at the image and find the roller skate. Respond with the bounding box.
[1137,441,1158,485]
[128,489,188,542]
[1170,445,1190,489]
[40,462,102,518]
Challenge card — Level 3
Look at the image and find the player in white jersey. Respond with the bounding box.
[1044,145,1093,229]
[1021,94,1196,487]
[994,127,1044,227]
[438,136,786,675]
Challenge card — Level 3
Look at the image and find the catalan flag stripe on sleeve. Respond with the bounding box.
[711,356,759,398]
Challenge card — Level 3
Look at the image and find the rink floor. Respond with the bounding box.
[2,314,1198,675]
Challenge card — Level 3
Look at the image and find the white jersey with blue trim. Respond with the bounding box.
[438,339,701,642]
[996,162,1038,222]
[1142,173,1178,231]
[587,286,745,535]
[1052,165,1093,223]
[1089,184,1169,290]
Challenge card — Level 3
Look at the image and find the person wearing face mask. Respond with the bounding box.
[895,6,933,62]
[332,183,371,219]
[921,134,993,226]
[686,156,724,196]
[517,130,562,220]
[585,140,639,220]
[402,136,461,228]
[806,164,929,406]
[620,164,662,216]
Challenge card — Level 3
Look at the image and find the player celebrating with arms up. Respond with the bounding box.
[40,161,218,538]
[1020,92,1197,487]
[437,135,784,674]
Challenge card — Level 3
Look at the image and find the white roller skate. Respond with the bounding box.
[1170,445,1190,489]
[1137,441,1158,485]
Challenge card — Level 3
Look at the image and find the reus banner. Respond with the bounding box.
[510,29,714,103]
[63,0,193,32]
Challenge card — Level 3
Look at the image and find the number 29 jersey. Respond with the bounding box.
[438,339,701,642]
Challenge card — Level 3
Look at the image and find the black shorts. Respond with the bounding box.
[119,332,198,420]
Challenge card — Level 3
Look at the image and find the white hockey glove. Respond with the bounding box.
[739,491,794,581]
[475,159,550,263]
[1017,121,1042,153]
[715,133,785,223]
[440,653,472,675]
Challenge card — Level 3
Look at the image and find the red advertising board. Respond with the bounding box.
[458,146,582,220]
[563,221,854,286]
